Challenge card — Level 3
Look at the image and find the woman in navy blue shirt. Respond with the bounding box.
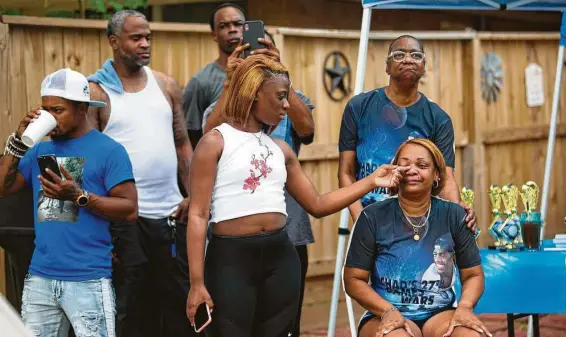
[344,138,489,337]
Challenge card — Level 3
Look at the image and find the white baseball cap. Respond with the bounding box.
[40,68,106,107]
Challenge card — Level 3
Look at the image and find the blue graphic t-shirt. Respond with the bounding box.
[18,129,134,281]
[345,197,480,321]
[339,88,456,207]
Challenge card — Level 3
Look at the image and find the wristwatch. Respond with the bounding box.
[76,190,90,207]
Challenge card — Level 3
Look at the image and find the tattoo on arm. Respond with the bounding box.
[167,76,191,147]
[161,74,193,194]
[87,83,109,131]
[2,155,21,190]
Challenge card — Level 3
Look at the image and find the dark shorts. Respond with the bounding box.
[358,307,454,334]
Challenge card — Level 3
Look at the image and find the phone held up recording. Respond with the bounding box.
[242,20,265,58]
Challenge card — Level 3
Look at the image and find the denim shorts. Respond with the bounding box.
[21,274,116,337]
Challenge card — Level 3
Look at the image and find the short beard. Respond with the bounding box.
[120,52,149,69]
[50,133,67,141]
[220,44,236,56]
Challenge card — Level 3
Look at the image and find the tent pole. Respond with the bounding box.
[533,11,566,337]
[540,13,565,237]
[327,6,372,337]
[539,47,564,234]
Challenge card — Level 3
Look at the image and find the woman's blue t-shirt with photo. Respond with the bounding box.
[339,89,456,207]
[345,197,481,321]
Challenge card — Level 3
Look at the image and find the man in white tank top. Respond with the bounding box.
[86,10,195,337]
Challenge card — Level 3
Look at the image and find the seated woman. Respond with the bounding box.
[186,55,406,337]
[343,138,490,337]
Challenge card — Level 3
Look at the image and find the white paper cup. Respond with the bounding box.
[21,110,57,147]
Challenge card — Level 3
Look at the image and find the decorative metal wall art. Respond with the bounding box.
[481,51,504,104]
[323,51,351,101]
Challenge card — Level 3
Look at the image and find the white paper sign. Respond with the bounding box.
[525,63,544,107]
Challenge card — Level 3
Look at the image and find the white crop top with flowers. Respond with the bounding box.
[210,123,288,223]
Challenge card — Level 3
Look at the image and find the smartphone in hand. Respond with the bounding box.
[37,154,62,183]
[242,20,265,58]
[192,302,212,333]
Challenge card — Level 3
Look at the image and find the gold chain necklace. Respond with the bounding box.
[399,201,431,241]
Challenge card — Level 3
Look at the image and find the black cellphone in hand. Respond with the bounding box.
[193,302,212,333]
[242,20,265,58]
[37,154,62,183]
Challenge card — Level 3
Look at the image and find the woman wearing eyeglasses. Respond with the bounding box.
[337,35,477,232]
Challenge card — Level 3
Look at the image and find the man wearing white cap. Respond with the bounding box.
[0,68,138,337]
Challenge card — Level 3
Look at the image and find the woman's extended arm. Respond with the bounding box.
[185,131,223,323]
[277,139,406,218]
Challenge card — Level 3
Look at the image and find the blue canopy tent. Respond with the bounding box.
[329,2,566,337]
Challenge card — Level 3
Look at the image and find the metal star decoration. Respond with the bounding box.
[323,51,351,101]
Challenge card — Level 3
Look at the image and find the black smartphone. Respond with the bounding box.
[193,302,212,333]
[37,154,62,183]
[242,20,265,58]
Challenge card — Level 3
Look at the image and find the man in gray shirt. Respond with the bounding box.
[182,2,245,149]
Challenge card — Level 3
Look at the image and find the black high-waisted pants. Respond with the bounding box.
[204,227,301,337]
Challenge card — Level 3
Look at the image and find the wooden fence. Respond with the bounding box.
[0,16,565,296]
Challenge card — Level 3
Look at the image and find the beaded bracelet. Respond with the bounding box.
[3,133,29,159]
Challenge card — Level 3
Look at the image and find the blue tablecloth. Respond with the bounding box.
[468,240,566,314]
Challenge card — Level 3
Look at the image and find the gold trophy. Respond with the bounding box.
[519,181,543,250]
[460,187,480,240]
[499,184,522,250]
[488,185,505,249]
[520,181,540,213]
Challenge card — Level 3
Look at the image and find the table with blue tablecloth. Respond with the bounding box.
[456,240,566,337]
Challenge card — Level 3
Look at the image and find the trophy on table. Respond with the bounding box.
[499,184,522,250]
[519,181,543,250]
[488,185,505,249]
[460,187,480,240]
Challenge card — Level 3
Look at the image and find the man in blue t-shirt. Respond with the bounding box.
[338,35,476,231]
[0,68,137,337]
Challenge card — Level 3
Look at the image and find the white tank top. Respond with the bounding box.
[210,123,287,223]
[101,67,182,219]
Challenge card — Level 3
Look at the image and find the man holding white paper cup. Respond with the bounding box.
[0,68,138,337]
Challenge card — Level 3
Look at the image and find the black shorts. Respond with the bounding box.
[358,307,454,334]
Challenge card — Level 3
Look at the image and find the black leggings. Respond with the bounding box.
[205,227,301,337]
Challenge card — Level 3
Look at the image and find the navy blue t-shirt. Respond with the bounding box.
[339,88,456,207]
[18,129,134,281]
[345,197,480,322]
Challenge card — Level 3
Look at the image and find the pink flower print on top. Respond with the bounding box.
[243,152,273,193]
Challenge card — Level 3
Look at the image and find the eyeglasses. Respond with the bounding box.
[388,51,425,63]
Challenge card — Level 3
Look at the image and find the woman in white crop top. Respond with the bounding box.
[186,55,409,337]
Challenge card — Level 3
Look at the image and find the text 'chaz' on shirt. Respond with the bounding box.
[345,197,481,322]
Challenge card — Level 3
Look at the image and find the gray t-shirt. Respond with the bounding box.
[202,91,316,246]
[182,62,226,131]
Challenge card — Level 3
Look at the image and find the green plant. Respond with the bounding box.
[89,0,148,13]
[0,8,22,15]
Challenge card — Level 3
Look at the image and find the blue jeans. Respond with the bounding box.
[21,274,116,337]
